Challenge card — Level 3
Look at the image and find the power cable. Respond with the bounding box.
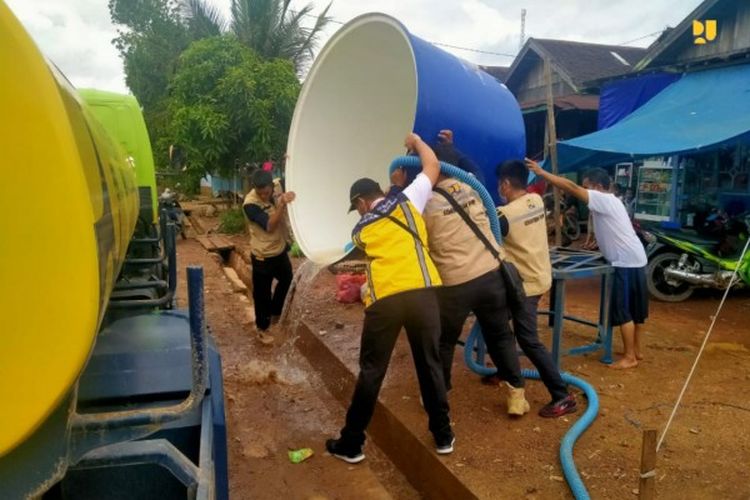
[304,11,666,58]
[301,11,516,58]
[620,30,663,46]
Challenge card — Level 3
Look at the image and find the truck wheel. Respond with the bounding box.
[647,252,694,302]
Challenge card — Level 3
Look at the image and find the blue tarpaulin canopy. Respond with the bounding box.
[550,64,750,173]
[597,72,681,130]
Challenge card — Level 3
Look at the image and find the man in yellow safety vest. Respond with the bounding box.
[326,133,454,464]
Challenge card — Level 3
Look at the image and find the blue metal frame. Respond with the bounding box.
[72,267,207,432]
[539,247,614,367]
[74,440,204,494]
[110,216,177,309]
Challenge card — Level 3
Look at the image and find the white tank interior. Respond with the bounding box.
[286,15,417,265]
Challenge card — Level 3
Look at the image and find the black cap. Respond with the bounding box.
[348,177,381,212]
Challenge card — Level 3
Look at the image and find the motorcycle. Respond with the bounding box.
[158,188,187,239]
[641,212,750,302]
[542,192,582,246]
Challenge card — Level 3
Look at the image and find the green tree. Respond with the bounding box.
[109,0,189,111]
[184,0,331,74]
[109,0,326,171]
[109,0,191,167]
[164,36,300,185]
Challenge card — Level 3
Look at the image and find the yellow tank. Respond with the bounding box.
[0,3,139,456]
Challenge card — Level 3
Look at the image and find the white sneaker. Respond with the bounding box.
[436,436,455,455]
[505,382,530,416]
[257,331,275,345]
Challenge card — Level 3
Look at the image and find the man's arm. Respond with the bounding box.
[525,159,589,204]
[246,192,295,232]
[244,203,270,230]
[400,133,439,214]
[266,204,286,232]
[405,133,439,186]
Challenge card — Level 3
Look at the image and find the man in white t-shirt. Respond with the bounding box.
[526,160,648,369]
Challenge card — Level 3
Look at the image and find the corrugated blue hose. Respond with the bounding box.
[384,155,598,500]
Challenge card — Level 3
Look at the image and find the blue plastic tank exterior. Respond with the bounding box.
[408,32,526,204]
[285,13,528,263]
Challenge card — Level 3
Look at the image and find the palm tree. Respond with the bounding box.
[182,0,331,73]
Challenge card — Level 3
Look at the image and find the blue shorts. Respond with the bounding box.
[611,266,649,326]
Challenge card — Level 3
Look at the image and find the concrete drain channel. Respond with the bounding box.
[293,321,477,499]
[223,249,477,499]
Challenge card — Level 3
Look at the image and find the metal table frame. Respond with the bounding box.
[539,247,614,367]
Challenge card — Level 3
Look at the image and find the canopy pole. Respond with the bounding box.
[544,57,562,247]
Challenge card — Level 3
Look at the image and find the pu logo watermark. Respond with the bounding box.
[693,20,717,44]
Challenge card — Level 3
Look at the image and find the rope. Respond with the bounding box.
[656,235,750,451]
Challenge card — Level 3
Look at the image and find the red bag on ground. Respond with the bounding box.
[335,273,367,303]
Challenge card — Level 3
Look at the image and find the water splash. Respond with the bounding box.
[279,259,322,336]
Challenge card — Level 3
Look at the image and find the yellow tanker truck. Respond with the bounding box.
[0,4,227,498]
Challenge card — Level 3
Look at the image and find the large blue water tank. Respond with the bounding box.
[286,13,525,264]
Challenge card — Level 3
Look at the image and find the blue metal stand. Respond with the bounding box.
[540,248,614,367]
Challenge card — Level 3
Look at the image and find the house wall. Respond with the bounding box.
[523,109,598,160]
[658,1,750,65]
[511,56,575,103]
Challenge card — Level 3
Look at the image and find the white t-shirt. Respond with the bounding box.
[587,190,647,268]
[402,173,433,214]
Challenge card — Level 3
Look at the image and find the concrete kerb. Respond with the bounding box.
[294,320,477,500]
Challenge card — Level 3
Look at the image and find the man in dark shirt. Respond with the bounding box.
[387,129,483,197]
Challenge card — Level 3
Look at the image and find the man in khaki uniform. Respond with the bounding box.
[243,170,295,342]
[391,131,529,416]
[497,160,576,417]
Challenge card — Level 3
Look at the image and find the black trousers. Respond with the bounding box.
[512,295,569,402]
[251,252,293,331]
[437,270,524,391]
[341,288,452,447]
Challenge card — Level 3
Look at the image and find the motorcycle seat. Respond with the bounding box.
[657,228,721,247]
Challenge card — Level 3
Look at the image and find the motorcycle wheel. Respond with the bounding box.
[564,214,581,241]
[647,252,694,302]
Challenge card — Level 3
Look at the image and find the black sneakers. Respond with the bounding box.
[435,434,456,455]
[326,438,365,464]
[539,394,578,418]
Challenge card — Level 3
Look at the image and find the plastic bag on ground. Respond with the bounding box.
[335,273,367,303]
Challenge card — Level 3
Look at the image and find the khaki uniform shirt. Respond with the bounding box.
[243,183,288,259]
[423,178,502,287]
[498,193,552,296]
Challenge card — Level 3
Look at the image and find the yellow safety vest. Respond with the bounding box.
[353,193,442,307]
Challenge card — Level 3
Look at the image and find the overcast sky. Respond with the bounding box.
[6,0,702,94]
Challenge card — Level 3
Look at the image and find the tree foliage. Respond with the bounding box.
[109,0,325,178]
[182,0,332,75]
[109,0,191,168]
[109,0,189,111]
[164,36,300,182]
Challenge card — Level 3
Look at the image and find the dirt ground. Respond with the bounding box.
[297,270,750,499]
[178,205,750,499]
[173,237,418,500]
